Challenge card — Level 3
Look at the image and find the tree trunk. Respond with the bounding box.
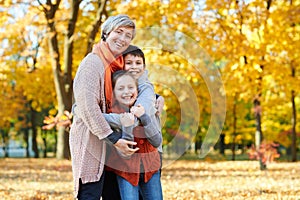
[254,97,266,170]
[290,0,297,161]
[291,62,297,162]
[1,129,9,158]
[42,0,64,159]
[56,0,82,160]
[253,0,272,170]
[23,128,29,158]
[219,134,225,155]
[231,94,237,161]
[53,130,57,157]
[41,0,73,159]
[30,107,39,158]
[41,130,47,158]
[85,0,108,55]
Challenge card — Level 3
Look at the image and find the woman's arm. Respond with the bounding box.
[73,56,113,139]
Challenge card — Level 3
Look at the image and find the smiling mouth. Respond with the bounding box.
[129,70,141,74]
[122,96,133,100]
[115,41,124,48]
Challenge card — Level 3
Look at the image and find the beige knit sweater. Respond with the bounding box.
[69,53,113,198]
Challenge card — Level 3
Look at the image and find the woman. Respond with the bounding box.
[69,14,138,200]
[105,70,163,200]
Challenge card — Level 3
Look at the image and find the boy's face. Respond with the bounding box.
[124,54,145,79]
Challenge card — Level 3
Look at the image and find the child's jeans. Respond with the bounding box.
[117,171,163,200]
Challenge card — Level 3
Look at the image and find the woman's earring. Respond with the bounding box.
[101,33,106,41]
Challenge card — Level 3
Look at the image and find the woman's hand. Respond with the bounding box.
[114,139,139,158]
[120,113,135,127]
[130,104,145,118]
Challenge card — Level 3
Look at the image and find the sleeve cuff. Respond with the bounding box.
[106,131,122,144]
[139,113,151,126]
[122,126,134,141]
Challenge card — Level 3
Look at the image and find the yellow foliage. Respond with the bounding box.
[0,0,299,150]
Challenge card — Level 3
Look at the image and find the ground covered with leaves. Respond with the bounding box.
[0,158,299,200]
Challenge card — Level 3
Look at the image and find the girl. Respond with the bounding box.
[105,70,163,200]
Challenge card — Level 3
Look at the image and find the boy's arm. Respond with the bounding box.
[155,94,164,116]
[135,82,157,116]
[138,113,162,148]
[134,77,163,147]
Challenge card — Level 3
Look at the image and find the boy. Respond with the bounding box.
[104,45,163,151]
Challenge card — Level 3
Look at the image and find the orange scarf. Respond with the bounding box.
[92,42,124,113]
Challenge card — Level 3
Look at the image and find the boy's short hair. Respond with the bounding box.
[101,14,136,41]
[122,45,145,66]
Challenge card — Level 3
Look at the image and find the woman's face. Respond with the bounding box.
[106,26,134,56]
[114,75,137,107]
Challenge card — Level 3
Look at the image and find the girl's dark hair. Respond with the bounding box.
[122,45,145,66]
[112,70,138,89]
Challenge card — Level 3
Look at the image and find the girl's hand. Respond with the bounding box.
[120,113,135,127]
[130,104,145,118]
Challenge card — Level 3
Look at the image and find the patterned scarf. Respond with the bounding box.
[92,42,124,113]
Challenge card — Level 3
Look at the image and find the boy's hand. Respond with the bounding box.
[120,113,135,127]
[155,95,164,116]
[130,104,145,117]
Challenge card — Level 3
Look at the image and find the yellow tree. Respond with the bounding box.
[263,0,300,161]
[115,0,226,157]
[37,0,116,159]
[0,2,58,157]
[202,0,300,165]
[193,1,265,161]
[0,0,113,159]
[0,67,27,157]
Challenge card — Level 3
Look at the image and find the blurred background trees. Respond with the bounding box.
[0,0,299,164]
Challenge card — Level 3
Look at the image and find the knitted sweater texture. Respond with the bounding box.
[69,53,113,198]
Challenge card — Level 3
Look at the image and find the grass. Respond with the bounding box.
[178,150,300,162]
[0,157,299,199]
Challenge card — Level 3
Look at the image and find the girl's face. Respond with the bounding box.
[124,54,145,79]
[106,26,134,56]
[114,75,137,107]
